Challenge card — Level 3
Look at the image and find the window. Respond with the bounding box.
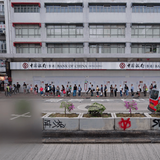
[46,25,83,38]
[89,4,126,12]
[15,25,41,38]
[131,25,160,38]
[14,5,40,13]
[16,44,41,54]
[46,4,83,12]
[131,44,160,54]
[89,25,125,38]
[47,44,83,54]
[89,44,125,54]
[0,4,4,15]
[0,41,6,53]
[132,5,160,13]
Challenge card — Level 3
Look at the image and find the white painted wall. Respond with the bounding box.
[11,70,160,92]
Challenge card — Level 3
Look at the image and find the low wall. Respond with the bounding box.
[42,113,160,131]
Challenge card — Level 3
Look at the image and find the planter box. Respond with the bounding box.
[149,114,160,130]
[115,112,150,131]
[43,113,80,131]
[80,113,115,131]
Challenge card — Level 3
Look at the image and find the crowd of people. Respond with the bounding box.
[4,81,157,98]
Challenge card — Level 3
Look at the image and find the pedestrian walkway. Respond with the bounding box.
[0,91,149,100]
[1,143,160,160]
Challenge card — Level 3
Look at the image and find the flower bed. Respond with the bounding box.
[83,113,111,118]
[49,113,79,118]
[116,113,145,117]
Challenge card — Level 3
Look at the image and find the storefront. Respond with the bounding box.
[10,62,160,92]
[0,60,6,91]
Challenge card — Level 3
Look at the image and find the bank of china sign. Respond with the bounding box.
[10,62,160,70]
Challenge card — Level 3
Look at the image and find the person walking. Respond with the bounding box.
[104,85,107,97]
[131,84,134,97]
[110,85,113,97]
[119,85,123,97]
[73,84,77,97]
[96,85,99,97]
[124,84,129,96]
[34,85,37,95]
[143,84,147,97]
[17,82,20,93]
[12,84,16,95]
[36,85,38,94]
[100,85,103,97]
[66,85,69,96]
[114,85,117,97]
[61,85,65,97]
[78,84,82,96]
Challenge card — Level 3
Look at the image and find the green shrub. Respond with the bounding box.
[88,102,106,116]
[156,104,160,112]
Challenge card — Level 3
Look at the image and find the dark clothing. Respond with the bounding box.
[74,86,77,91]
[110,87,113,97]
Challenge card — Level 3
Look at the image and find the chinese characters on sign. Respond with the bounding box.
[10,62,160,70]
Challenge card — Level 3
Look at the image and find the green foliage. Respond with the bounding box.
[156,104,160,112]
[88,102,106,116]
[60,101,75,116]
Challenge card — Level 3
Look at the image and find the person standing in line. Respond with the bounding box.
[61,85,64,97]
[96,85,99,97]
[30,84,33,93]
[23,82,27,93]
[6,84,11,97]
[114,85,117,97]
[143,84,147,97]
[137,84,141,97]
[120,85,122,97]
[104,85,107,97]
[110,85,113,97]
[40,86,43,96]
[34,85,37,95]
[87,82,91,94]
[52,85,55,96]
[149,83,153,96]
[100,84,103,97]
[27,84,30,94]
[91,84,94,96]
[78,84,82,97]
[12,84,16,94]
[153,84,157,89]
[36,85,38,94]
[73,84,77,97]
[66,85,69,96]
[17,82,20,93]
[69,85,72,95]
[131,84,134,97]
[56,86,60,96]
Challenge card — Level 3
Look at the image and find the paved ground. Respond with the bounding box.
[0,98,149,113]
[1,143,160,160]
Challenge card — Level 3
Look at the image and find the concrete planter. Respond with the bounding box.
[148,113,160,130]
[79,113,115,131]
[115,112,150,131]
[43,113,80,131]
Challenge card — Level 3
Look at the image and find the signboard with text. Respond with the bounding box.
[10,62,160,70]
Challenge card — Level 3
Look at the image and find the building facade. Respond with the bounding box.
[0,0,6,91]
[2,0,160,91]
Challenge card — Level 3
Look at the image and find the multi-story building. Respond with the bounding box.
[0,0,6,91]
[2,0,160,91]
